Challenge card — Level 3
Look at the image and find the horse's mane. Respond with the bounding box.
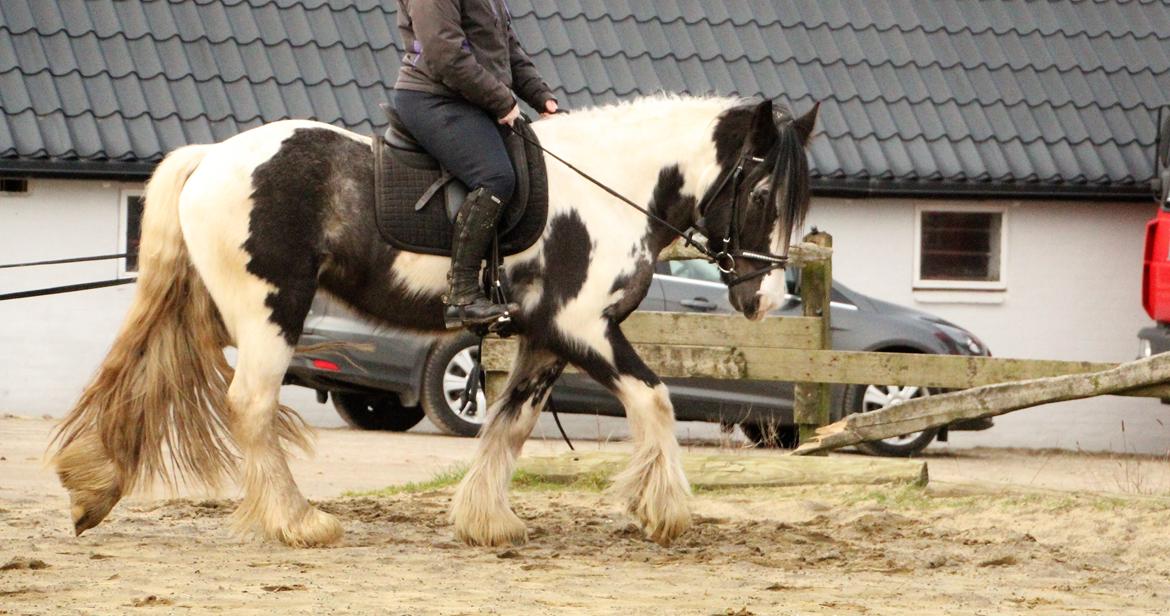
[542,93,745,128]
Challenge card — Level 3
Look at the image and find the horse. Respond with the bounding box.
[51,94,818,548]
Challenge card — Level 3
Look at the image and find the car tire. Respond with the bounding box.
[842,383,938,457]
[739,421,799,449]
[332,392,425,432]
[420,330,489,437]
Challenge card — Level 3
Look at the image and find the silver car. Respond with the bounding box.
[286,259,993,456]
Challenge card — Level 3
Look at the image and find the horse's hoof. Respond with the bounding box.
[635,506,692,547]
[454,510,528,547]
[278,507,344,548]
[70,489,120,536]
[610,456,693,546]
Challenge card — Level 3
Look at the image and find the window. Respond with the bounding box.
[0,178,28,194]
[119,189,145,276]
[667,259,722,283]
[914,205,1007,290]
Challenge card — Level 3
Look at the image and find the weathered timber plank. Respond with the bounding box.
[481,338,748,379]
[792,350,1170,456]
[484,371,508,408]
[659,239,832,266]
[517,451,927,488]
[741,348,1170,397]
[481,338,516,372]
[485,341,1170,398]
[619,311,821,350]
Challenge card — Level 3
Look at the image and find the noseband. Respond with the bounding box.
[693,149,790,288]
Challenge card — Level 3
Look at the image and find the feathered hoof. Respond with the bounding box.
[453,508,528,547]
[612,455,693,547]
[55,435,124,537]
[629,496,692,547]
[68,486,122,537]
[275,506,344,548]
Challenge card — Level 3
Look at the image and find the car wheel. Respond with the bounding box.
[420,331,488,437]
[843,383,938,457]
[739,421,799,449]
[332,392,425,432]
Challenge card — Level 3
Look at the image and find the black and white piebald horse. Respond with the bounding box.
[53,95,817,547]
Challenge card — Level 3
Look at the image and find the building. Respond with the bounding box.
[2,0,1169,452]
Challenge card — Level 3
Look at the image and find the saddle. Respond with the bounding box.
[373,104,548,256]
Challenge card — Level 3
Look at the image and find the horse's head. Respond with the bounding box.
[697,99,818,321]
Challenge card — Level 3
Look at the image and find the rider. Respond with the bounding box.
[393,0,559,329]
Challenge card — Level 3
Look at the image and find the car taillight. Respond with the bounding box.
[1143,210,1170,322]
[311,358,341,372]
[1144,218,1156,318]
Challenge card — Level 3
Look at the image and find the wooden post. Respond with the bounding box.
[793,230,832,447]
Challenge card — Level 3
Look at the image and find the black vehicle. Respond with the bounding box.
[286,259,993,456]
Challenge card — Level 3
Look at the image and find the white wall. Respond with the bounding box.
[0,179,136,413]
[808,197,1170,455]
[0,178,327,419]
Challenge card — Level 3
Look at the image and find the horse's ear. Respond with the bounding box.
[749,99,777,151]
[793,102,820,145]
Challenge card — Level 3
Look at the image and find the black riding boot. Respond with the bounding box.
[444,187,520,329]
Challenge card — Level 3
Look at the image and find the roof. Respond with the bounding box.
[1,0,1168,199]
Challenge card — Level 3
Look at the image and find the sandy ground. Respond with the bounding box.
[3,415,1170,615]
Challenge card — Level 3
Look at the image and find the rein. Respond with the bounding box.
[508,124,789,288]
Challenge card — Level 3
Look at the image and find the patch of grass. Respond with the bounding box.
[342,464,613,498]
[343,465,467,497]
[838,483,940,509]
[833,482,1170,515]
[510,468,610,492]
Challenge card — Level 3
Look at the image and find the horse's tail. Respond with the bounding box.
[52,143,236,536]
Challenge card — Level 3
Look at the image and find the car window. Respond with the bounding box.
[668,259,723,283]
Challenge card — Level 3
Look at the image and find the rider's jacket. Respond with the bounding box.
[394,0,556,119]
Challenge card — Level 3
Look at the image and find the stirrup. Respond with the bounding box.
[443,303,514,330]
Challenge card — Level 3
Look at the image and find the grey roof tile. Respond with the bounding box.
[2,0,1168,191]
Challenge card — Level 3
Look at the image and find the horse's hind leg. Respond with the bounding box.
[227,320,342,547]
[451,341,564,546]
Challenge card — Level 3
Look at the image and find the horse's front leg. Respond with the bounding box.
[450,340,564,546]
[571,324,692,546]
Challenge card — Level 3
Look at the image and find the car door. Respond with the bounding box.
[658,260,735,314]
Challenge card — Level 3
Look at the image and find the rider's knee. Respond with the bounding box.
[481,165,515,205]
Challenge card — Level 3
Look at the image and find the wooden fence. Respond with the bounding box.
[482,231,1168,452]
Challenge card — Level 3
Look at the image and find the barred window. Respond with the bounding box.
[915,207,1006,289]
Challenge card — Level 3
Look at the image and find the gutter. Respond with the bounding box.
[0,159,1155,203]
[0,160,155,181]
[812,178,1153,202]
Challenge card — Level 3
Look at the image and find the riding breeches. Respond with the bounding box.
[392,89,516,205]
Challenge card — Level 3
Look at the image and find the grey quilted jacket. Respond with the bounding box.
[394,0,556,118]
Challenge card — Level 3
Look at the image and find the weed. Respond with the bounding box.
[343,465,468,497]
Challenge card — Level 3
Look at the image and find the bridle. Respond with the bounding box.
[692,147,791,288]
[507,117,794,290]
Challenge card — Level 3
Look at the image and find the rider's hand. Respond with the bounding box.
[540,99,559,118]
[498,104,520,126]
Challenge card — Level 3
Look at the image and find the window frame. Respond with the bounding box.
[913,203,1008,291]
[118,187,145,279]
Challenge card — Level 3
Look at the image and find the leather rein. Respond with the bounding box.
[509,123,791,288]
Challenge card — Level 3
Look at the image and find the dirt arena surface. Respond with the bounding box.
[3,415,1170,615]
